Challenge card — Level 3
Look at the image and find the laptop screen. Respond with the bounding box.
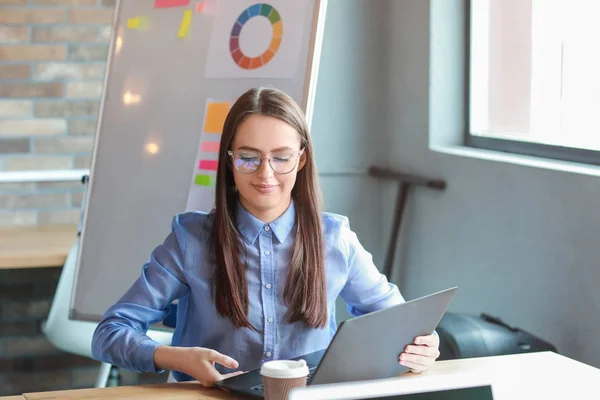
[289,384,494,400]
[367,385,494,400]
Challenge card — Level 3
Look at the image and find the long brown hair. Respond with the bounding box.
[210,87,327,330]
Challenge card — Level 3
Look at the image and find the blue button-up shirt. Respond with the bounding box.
[91,201,404,381]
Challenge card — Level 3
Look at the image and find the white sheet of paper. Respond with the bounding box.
[205,0,310,79]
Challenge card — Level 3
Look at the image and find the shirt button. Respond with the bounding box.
[265,250,270,256]
[265,283,271,289]
[265,226,270,231]
[265,352,272,357]
[267,317,274,323]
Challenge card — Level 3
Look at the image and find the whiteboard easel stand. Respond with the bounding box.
[21,172,175,387]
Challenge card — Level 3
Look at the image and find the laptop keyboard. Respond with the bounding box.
[250,366,317,393]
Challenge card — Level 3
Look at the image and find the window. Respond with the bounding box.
[468,0,600,165]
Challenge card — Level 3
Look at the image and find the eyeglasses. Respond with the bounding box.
[227,149,304,174]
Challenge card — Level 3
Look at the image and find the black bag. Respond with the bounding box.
[436,312,558,360]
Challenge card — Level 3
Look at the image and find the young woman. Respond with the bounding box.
[91,87,440,387]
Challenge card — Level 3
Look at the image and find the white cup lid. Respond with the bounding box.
[260,359,309,379]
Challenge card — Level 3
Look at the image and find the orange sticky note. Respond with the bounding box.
[204,102,229,133]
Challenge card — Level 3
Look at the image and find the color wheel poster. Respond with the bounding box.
[205,0,310,78]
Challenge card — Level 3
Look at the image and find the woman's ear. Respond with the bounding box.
[297,150,307,172]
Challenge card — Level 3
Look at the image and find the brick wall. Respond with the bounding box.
[0,267,167,396]
[0,1,169,395]
[0,0,117,228]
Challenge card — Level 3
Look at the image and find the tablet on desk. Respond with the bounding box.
[215,287,458,398]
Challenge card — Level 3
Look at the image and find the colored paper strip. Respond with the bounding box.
[154,0,189,8]
[178,10,193,38]
[201,142,220,152]
[204,102,230,133]
[198,160,218,171]
[194,174,212,186]
[195,1,205,13]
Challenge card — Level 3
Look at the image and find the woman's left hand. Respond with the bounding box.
[398,333,440,373]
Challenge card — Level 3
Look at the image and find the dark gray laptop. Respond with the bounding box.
[214,287,458,398]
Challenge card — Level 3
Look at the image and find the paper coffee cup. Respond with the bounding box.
[260,359,309,400]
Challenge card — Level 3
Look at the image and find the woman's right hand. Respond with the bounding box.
[154,345,245,387]
[183,347,245,386]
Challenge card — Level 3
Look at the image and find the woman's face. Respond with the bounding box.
[230,114,305,222]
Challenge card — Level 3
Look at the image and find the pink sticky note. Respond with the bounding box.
[195,1,205,13]
[199,160,218,171]
[201,142,220,153]
[154,0,190,8]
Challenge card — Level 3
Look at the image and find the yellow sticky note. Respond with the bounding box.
[127,17,140,29]
[178,10,192,38]
[204,102,230,133]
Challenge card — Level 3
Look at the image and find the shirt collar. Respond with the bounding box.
[236,199,296,245]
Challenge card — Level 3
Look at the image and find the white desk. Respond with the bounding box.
[290,351,600,399]
[13,352,600,399]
